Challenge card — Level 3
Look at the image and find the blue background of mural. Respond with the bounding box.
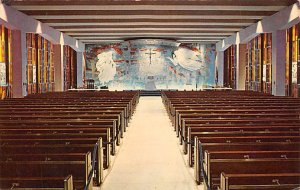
[85,40,216,90]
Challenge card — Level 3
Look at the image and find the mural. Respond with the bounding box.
[85,40,216,90]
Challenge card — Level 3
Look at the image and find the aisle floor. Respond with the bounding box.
[100,97,199,190]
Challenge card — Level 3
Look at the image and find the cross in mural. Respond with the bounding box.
[145,49,156,65]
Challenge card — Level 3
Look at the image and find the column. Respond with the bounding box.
[272,30,286,96]
[11,30,23,98]
[215,51,224,86]
[76,51,84,88]
[53,44,63,91]
[237,44,247,90]
[60,44,65,91]
[20,31,27,97]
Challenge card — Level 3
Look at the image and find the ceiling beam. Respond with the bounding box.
[8,0,297,6]
[70,33,231,37]
[33,15,265,20]
[47,22,254,27]
[53,25,243,29]
[66,31,234,35]
[21,10,276,16]
[75,36,227,40]
[57,28,241,32]
[11,5,285,11]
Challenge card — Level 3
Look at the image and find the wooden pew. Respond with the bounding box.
[193,139,300,186]
[0,152,92,190]
[178,112,299,141]
[0,91,139,189]
[0,138,103,186]
[162,91,300,189]
[0,114,123,145]
[204,158,300,190]
[220,173,300,190]
[176,113,300,137]
[0,127,111,168]
[203,150,300,190]
[0,119,117,156]
[185,130,300,156]
[0,175,73,190]
[184,125,300,153]
[0,107,129,131]
[192,135,300,165]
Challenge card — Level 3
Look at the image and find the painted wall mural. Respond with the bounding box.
[85,40,216,90]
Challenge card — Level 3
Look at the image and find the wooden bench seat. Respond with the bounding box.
[184,130,300,154]
[0,104,131,125]
[220,173,300,190]
[183,118,300,126]
[182,124,300,151]
[1,153,93,161]
[0,175,73,190]
[169,105,300,115]
[0,138,103,185]
[184,124,300,132]
[0,114,123,143]
[0,133,112,168]
[205,158,300,190]
[0,119,118,155]
[183,125,300,145]
[162,91,300,189]
[171,107,300,125]
[182,120,300,141]
[0,152,91,190]
[0,110,127,136]
[193,140,300,184]
[0,107,129,129]
[190,135,300,166]
[177,112,299,137]
[0,91,140,189]
[204,150,300,160]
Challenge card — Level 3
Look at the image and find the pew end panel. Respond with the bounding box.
[85,152,92,190]
[186,127,191,156]
[64,175,74,190]
[194,136,201,184]
[96,137,104,186]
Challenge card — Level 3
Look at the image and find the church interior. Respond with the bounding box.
[0,0,300,189]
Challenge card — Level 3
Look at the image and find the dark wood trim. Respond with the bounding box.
[53,25,245,29]
[65,30,235,34]
[22,10,276,16]
[8,0,298,6]
[38,19,258,23]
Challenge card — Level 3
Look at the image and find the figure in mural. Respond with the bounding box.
[167,47,205,71]
[95,51,116,86]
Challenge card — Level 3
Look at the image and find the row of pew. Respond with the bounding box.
[0,91,139,190]
[162,90,300,190]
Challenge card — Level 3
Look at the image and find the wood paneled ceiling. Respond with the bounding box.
[5,0,298,44]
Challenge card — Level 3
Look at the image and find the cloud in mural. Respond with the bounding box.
[96,51,116,85]
[168,48,205,71]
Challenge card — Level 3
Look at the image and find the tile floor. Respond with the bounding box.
[99,97,201,190]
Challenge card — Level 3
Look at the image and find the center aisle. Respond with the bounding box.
[99,97,199,190]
